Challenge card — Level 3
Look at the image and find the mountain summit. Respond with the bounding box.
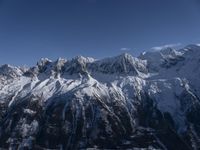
[1,45,200,149]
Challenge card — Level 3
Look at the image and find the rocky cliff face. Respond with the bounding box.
[1,45,200,149]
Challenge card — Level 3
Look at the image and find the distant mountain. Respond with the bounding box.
[1,44,200,149]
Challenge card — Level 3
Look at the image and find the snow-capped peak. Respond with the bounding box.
[90,53,147,75]
[37,58,52,67]
[0,64,23,78]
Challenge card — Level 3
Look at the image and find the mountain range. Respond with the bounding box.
[1,44,200,149]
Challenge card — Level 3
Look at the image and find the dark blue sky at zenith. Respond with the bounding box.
[0,0,200,66]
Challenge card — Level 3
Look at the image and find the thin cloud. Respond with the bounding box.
[120,48,131,51]
[151,43,182,51]
[196,44,200,46]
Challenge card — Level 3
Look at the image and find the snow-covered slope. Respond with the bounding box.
[0,46,200,149]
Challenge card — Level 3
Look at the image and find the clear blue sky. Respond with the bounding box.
[0,0,200,66]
